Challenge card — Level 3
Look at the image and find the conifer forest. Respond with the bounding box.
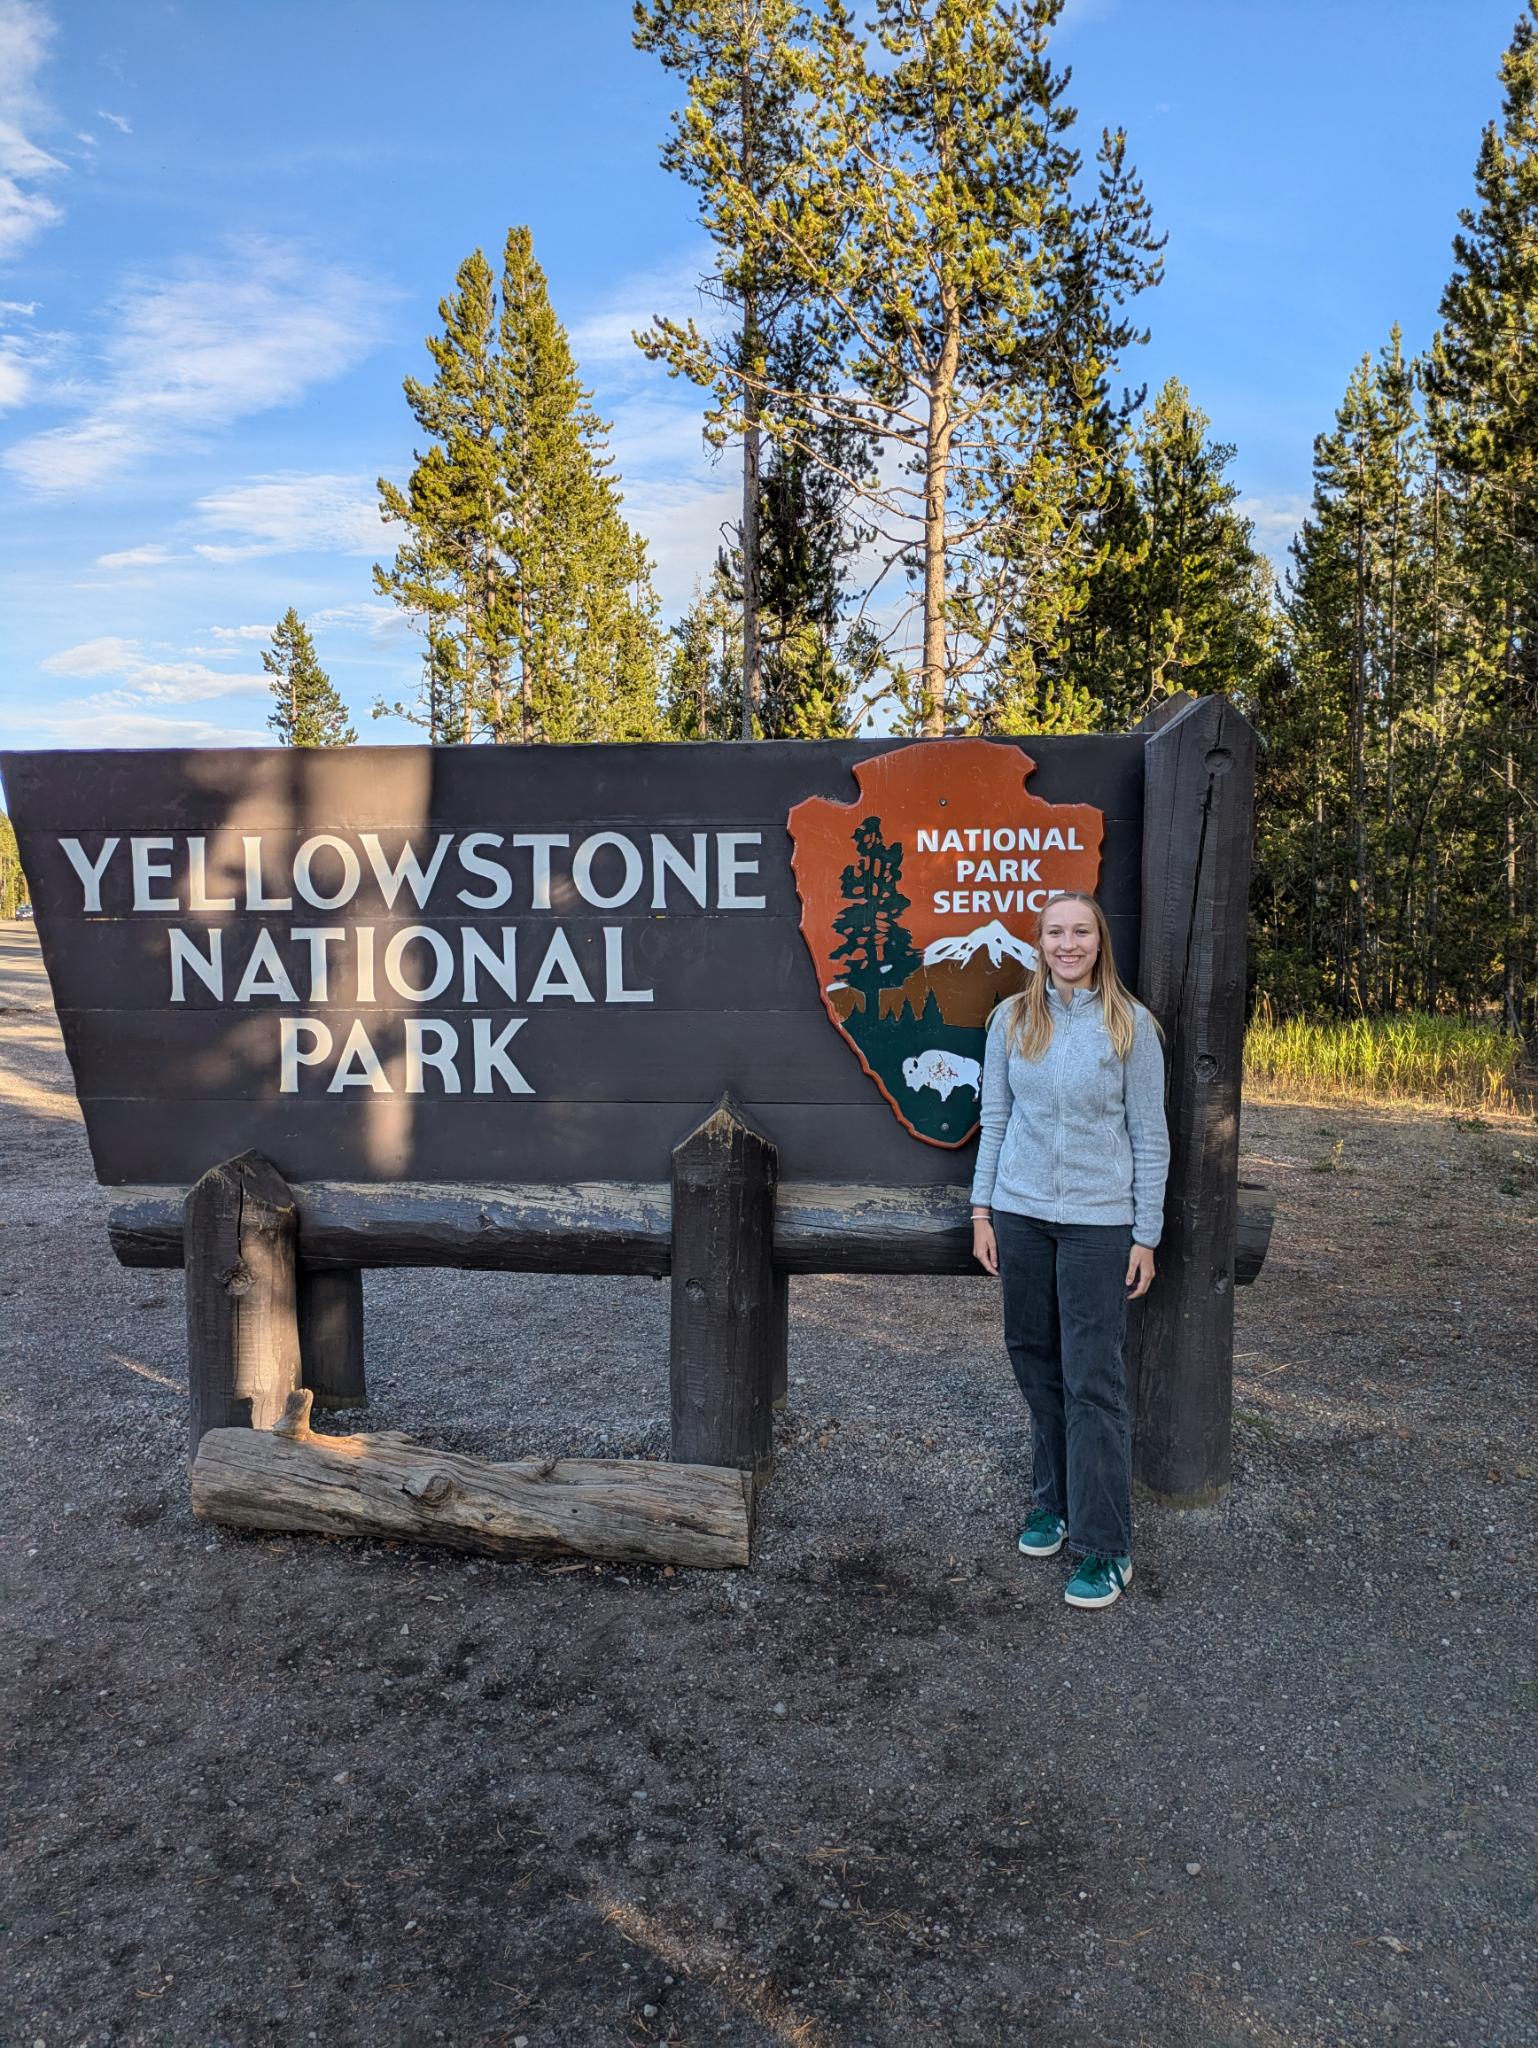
[277,0,1538,1047]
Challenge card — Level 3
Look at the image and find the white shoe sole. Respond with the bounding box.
[1064,1563,1132,1608]
[1017,1529,1065,1558]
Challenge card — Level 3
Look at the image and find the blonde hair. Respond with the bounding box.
[1005,892,1141,1062]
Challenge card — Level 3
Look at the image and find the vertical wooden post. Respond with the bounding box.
[299,1267,367,1411]
[670,1096,778,1475]
[1127,695,1257,1504]
[184,1151,301,1459]
[769,1269,790,1413]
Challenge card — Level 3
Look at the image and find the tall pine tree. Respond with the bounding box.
[376,229,664,744]
[264,610,356,747]
[1426,0,1538,1036]
[642,0,1163,734]
[636,0,809,738]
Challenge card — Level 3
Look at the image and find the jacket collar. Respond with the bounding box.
[1047,981,1099,1013]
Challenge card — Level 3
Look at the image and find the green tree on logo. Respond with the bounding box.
[831,815,920,1005]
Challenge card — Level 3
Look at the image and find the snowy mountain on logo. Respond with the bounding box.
[923,919,1038,972]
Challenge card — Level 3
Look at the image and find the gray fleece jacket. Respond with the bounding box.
[969,985,1170,1247]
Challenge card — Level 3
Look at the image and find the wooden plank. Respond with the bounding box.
[299,1267,366,1411]
[184,1151,302,1456]
[29,905,1144,1010]
[76,1096,1001,1189]
[192,1390,752,1569]
[56,1006,969,1105]
[1,735,1147,835]
[670,1097,778,1475]
[1126,695,1258,1504]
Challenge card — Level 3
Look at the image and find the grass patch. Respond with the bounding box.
[1245,1011,1525,1111]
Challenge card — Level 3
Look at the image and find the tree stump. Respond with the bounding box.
[184,1151,301,1458]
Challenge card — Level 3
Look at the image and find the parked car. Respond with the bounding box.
[16,904,33,919]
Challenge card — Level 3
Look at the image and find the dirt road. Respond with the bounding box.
[3,924,1535,2046]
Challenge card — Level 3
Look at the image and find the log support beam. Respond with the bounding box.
[669,1096,779,1477]
[184,1150,302,1459]
[1127,694,1259,1505]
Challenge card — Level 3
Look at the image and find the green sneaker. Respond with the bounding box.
[1016,1509,1067,1558]
[1064,1553,1132,1608]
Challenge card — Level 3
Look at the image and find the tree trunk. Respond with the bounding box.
[921,291,961,737]
[741,349,763,742]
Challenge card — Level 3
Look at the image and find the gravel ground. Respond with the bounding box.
[3,922,1536,2048]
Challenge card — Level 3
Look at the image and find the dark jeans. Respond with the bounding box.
[995,1210,1133,1558]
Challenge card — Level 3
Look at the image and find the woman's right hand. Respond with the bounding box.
[972,1214,998,1276]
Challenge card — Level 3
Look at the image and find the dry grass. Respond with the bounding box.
[1244,1010,1528,1112]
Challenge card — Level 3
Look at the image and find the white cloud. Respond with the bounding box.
[3,240,388,492]
[1237,491,1310,564]
[39,633,265,706]
[311,600,406,637]
[94,542,173,569]
[96,108,131,134]
[624,477,740,620]
[191,472,392,560]
[31,710,269,747]
[569,253,716,372]
[0,342,26,406]
[84,664,266,706]
[0,0,67,261]
[0,297,38,314]
[208,621,275,642]
[41,633,138,676]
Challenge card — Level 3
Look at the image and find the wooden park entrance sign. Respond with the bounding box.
[2,697,1267,1562]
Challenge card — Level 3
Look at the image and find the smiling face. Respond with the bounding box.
[1039,896,1101,994]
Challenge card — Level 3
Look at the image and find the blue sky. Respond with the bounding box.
[0,0,1525,754]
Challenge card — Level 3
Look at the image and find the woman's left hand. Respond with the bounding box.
[1125,1244,1156,1299]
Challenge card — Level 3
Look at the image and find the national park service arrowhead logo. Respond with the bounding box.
[788,740,1104,1147]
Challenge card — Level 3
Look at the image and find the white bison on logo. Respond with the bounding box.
[902,1049,981,1102]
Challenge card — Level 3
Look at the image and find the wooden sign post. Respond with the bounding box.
[3,712,1263,1547]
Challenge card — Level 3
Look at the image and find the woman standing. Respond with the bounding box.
[970,892,1169,1610]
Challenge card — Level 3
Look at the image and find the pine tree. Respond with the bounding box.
[636,0,808,738]
[263,610,356,747]
[0,809,27,920]
[642,0,1163,735]
[376,229,664,744]
[1047,380,1273,731]
[665,567,743,739]
[756,313,875,736]
[377,254,507,743]
[1426,0,1538,1037]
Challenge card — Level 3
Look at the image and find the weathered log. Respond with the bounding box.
[108,1179,975,1277]
[1127,694,1258,1504]
[111,1177,1274,1287]
[192,1391,752,1568]
[111,1180,675,1274]
[298,1267,366,1411]
[670,1096,778,1475]
[184,1150,302,1457]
